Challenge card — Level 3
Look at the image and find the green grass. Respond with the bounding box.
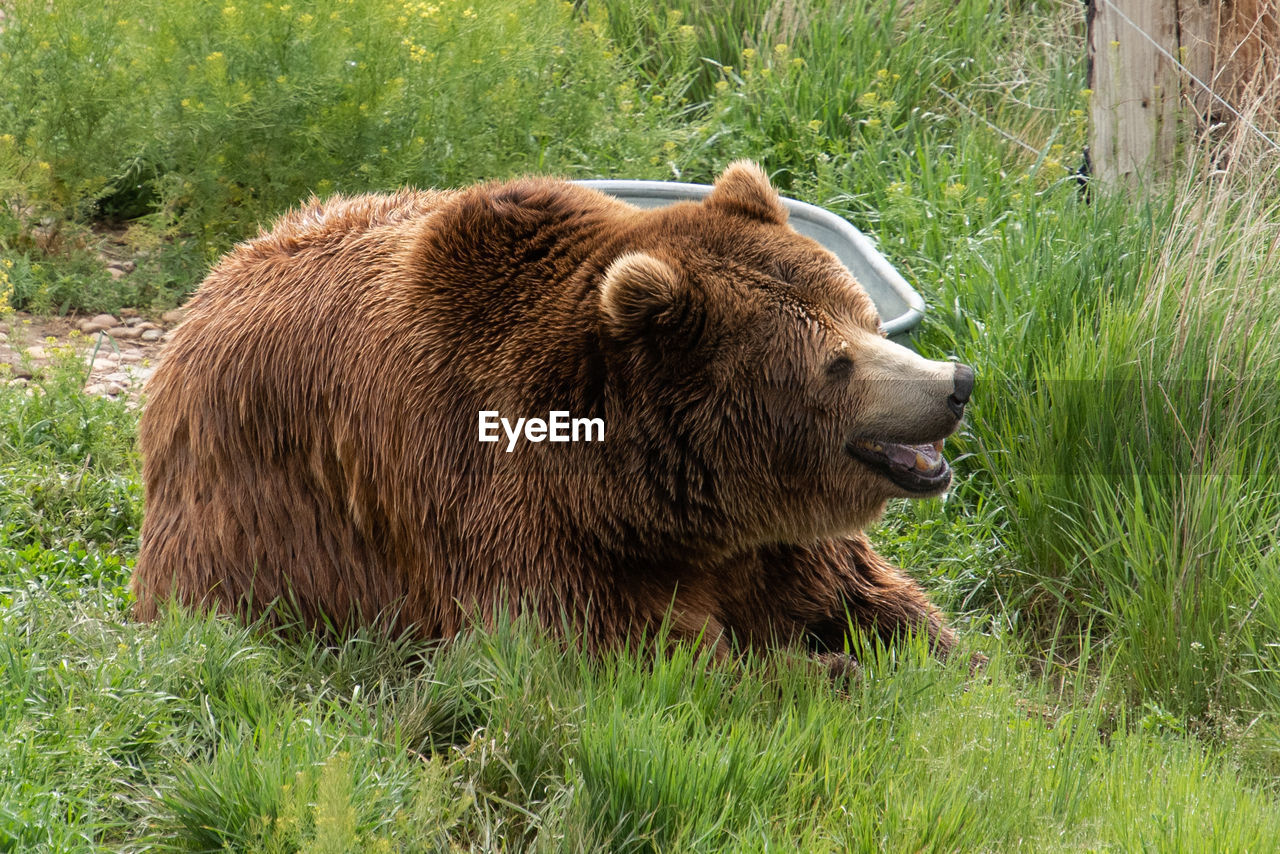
[5,584,1280,851]
[5,0,1280,847]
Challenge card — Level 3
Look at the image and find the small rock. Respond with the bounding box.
[140,329,164,342]
[101,371,131,385]
[89,313,118,328]
[85,381,125,396]
[124,316,145,327]
[107,326,142,340]
[91,357,118,372]
[135,321,159,331]
[118,307,140,318]
[79,318,112,334]
[7,377,28,389]
[107,267,126,281]
[161,309,186,324]
[119,350,144,363]
[23,346,45,360]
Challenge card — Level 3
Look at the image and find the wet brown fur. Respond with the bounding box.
[133,162,958,659]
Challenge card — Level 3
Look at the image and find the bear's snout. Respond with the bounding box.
[948,364,974,419]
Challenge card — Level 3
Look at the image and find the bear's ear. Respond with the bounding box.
[599,252,691,337]
[705,160,788,225]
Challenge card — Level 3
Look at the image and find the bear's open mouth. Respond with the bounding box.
[845,438,951,494]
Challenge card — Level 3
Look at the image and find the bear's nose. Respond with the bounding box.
[948,363,974,418]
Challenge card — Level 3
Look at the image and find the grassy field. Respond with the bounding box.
[4,0,1280,849]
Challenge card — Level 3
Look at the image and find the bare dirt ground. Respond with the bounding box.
[0,308,185,403]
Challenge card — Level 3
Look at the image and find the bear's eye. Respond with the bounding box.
[825,354,853,381]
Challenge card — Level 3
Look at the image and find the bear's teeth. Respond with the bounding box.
[914,451,933,471]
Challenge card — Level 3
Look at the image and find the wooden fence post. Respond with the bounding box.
[1087,0,1181,188]
[1089,0,1280,188]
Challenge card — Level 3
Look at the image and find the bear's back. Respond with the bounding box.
[242,189,452,260]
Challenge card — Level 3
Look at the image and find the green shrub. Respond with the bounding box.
[0,0,683,257]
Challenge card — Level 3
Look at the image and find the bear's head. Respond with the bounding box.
[599,161,972,548]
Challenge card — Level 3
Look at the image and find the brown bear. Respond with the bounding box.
[132,161,974,663]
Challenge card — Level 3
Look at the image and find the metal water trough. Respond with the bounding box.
[576,179,925,340]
